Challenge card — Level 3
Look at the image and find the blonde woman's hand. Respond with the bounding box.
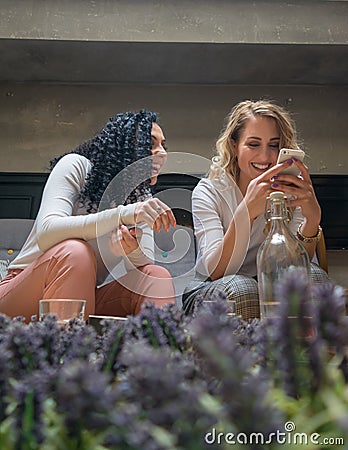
[109,225,142,257]
[244,177,272,220]
[134,198,176,232]
[244,160,297,220]
[270,158,321,225]
[244,162,288,220]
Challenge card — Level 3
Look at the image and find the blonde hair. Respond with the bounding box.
[209,100,298,181]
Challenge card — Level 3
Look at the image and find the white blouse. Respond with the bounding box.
[192,175,304,278]
[10,153,153,285]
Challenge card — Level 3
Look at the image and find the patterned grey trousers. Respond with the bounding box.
[182,263,331,320]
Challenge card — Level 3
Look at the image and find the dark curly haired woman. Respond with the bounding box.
[0,110,177,321]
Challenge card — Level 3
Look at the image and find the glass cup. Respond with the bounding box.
[39,299,86,325]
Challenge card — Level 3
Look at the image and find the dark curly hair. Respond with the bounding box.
[50,109,158,212]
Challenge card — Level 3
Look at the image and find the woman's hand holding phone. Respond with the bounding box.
[276,148,305,176]
[245,148,320,229]
[109,225,142,257]
[271,150,321,225]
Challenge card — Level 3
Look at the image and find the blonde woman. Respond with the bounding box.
[183,100,329,318]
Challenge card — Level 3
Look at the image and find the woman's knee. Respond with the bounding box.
[183,275,259,319]
[51,239,97,274]
[223,275,259,299]
[139,264,173,280]
[136,265,175,303]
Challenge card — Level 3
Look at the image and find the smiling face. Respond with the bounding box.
[233,115,280,193]
[150,123,167,185]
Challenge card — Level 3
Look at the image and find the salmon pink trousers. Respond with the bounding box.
[0,239,176,322]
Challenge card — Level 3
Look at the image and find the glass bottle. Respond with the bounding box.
[257,191,310,319]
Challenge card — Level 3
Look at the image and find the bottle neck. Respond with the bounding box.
[269,200,288,221]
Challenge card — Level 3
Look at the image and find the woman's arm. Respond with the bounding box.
[193,180,251,280]
[36,154,137,251]
[36,154,175,252]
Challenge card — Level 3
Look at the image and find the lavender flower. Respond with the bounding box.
[97,319,127,376]
[11,370,51,449]
[0,350,11,422]
[312,283,348,352]
[271,269,320,397]
[29,315,65,367]
[0,274,347,449]
[126,302,190,351]
[312,283,348,382]
[3,320,47,377]
[189,308,283,440]
[118,340,217,449]
[53,360,117,442]
[192,290,230,316]
[0,313,10,343]
[54,317,98,364]
[103,407,165,450]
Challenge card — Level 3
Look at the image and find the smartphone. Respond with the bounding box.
[127,226,136,237]
[276,148,305,176]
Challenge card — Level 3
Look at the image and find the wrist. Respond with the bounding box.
[297,223,322,243]
[120,203,138,226]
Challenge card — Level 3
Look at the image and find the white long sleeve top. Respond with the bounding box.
[192,175,304,279]
[9,153,154,285]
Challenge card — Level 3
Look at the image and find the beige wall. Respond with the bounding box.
[0,0,347,175]
[1,0,348,44]
[0,82,347,174]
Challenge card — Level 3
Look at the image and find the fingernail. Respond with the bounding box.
[271,175,279,181]
[287,159,293,165]
[293,157,298,162]
[271,183,278,188]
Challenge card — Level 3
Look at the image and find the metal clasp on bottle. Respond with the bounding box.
[263,194,294,234]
